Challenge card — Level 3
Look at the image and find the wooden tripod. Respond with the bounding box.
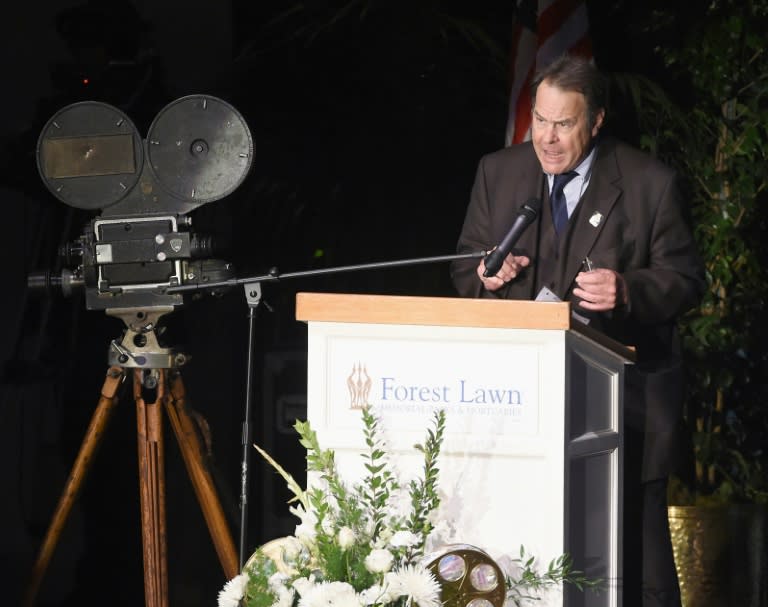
[24,315,239,607]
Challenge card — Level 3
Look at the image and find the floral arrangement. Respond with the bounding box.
[219,408,597,607]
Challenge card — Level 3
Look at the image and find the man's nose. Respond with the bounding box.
[544,124,559,142]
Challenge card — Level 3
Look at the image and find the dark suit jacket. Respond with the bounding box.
[451,136,705,481]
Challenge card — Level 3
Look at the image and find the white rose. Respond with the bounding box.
[364,548,394,574]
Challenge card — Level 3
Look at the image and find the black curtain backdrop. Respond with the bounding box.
[0,1,691,605]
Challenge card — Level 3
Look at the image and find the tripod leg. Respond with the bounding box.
[164,369,239,580]
[135,369,169,607]
[23,366,125,607]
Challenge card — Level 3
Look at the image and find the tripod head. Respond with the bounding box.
[106,306,187,370]
[105,304,195,400]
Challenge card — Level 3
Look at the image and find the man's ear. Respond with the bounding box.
[592,109,606,137]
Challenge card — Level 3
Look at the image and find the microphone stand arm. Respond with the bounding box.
[165,249,486,569]
[168,250,486,295]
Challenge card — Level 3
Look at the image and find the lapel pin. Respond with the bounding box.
[589,211,603,227]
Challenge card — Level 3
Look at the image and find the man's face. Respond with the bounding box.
[531,80,604,175]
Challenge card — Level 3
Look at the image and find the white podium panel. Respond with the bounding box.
[297,293,633,607]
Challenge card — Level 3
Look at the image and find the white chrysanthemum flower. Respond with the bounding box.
[386,565,441,607]
[389,530,421,548]
[338,526,356,550]
[359,583,394,606]
[218,574,248,607]
[298,581,361,607]
[364,548,394,573]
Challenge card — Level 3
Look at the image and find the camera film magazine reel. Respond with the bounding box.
[37,94,253,214]
[424,544,506,607]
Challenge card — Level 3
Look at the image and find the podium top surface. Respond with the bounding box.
[296,292,635,361]
[296,292,569,329]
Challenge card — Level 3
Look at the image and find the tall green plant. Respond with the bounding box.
[631,0,768,503]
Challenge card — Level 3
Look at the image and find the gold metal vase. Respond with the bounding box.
[668,504,768,607]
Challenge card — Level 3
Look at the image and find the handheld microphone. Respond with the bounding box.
[482,197,541,277]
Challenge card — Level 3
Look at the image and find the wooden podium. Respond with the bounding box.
[296,293,635,607]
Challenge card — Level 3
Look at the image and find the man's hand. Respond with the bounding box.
[573,268,629,311]
[477,253,531,292]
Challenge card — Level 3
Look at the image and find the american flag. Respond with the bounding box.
[505,0,592,146]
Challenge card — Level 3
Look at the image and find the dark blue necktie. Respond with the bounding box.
[551,171,578,235]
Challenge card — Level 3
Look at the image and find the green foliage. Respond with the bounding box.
[232,408,599,607]
[405,408,446,548]
[359,407,400,538]
[504,546,603,606]
[629,1,768,504]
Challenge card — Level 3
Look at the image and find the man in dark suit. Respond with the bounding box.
[451,55,705,607]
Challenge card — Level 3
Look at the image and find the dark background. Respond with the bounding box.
[0,1,682,606]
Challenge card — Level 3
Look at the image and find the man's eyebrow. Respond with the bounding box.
[533,110,576,123]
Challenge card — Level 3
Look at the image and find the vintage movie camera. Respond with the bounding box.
[31,95,252,312]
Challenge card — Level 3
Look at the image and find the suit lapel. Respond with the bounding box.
[557,141,623,295]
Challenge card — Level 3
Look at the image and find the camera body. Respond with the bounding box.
[35,95,252,311]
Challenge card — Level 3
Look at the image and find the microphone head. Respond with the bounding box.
[520,197,541,218]
[481,197,542,278]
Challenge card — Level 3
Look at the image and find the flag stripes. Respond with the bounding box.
[505,0,592,146]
